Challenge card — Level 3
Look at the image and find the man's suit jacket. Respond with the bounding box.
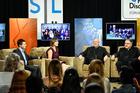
[13,48,30,65]
[13,48,42,78]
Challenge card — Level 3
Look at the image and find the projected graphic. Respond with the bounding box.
[75,18,103,56]
[41,23,70,41]
[106,23,135,40]
[0,23,5,42]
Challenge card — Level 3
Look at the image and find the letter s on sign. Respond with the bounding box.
[29,0,40,14]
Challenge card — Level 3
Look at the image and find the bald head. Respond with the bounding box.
[93,39,100,48]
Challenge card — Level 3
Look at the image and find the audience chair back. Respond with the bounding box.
[0,48,16,60]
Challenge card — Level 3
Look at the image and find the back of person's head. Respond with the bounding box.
[48,59,63,81]
[85,73,104,89]
[4,53,20,72]
[89,59,104,77]
[85,82,104,93]
[120,66,135,84]
[48,86,61,93]
[61,67,81,93]
[50,38,58,46]
[17,39,25,47]
[26,76,43,93]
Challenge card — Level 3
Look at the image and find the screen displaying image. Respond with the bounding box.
[106,23,136,40]
[75,18,103,56]
[0,23,6,42]
[41,23,70,41]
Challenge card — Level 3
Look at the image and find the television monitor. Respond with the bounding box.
[41,23,70,41]
[0,23,6,42]
[106,23,136,40]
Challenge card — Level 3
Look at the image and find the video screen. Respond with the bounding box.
[106,23,136,40]
[0,23,6,42]
[41,23,70,41]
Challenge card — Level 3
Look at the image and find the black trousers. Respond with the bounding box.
[25,65,42,78]
[131,60,140,74]
[116,60,140,73]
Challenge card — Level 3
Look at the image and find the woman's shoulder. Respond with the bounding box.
[46,47,54,52]
[14,70,31,80]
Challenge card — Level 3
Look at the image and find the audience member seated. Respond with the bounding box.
[79,38,109,64]
[84,73,105,93]
[111,39,140,73]
[13,39,42,78]
[61,67,83,93]
[112,66,136,93]
[44,59,63,89]
[26,76,44,93]
[82,59,110,93]
[4,53,31,93]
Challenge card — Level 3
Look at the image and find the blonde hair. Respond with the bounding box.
[89,59,104,77]
[85,73,104,89]
[4,53,20,72]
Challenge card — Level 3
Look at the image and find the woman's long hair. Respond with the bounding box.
[48,59,63,83]
[61,67,81,93]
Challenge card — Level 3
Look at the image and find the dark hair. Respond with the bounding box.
[125,39,133,44]
[48,60,63,82]
[50,38,58,46]
[26,76,43,93]
[61,67,81,93]
[17,39,25,47]
[85,82,104,93]
[120,66,135,84]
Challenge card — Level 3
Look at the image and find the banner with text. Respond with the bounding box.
[47,0,63,23]
[121,0,140,20]
[28,0,45,39]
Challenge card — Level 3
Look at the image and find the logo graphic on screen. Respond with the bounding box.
[0,23,5,42]
[41,23,70,41]
[106,23,135,40]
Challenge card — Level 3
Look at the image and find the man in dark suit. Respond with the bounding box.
[112,39,140,73]
[13,39,42,78]
[79,38,109,64]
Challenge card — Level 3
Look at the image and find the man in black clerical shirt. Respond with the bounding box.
[79,38,109,64]
[112,39,140,73]
[13,39,42,78]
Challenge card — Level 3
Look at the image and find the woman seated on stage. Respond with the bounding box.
[45,38,70,74]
